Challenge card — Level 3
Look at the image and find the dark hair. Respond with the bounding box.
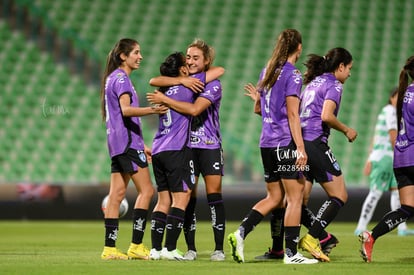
[396,56,414,129]
[257,29,302,91]
[100,38,139,121]
[388,87,398,104]
[160,52,186,77]
[158,52,186,93]
[303,47,353,84]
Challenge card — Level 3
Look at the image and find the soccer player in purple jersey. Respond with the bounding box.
[244,92,338,260]
[147,39,226,261]
[99,38,168,260]
[228,29,317,265]
[297,47,357,262]
[360,56,414,263]
[147,52,214,261]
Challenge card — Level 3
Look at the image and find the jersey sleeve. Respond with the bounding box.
[199,79,221,104]
[114,73,133,98]
[324,80,342,106]
[285,68,303,98]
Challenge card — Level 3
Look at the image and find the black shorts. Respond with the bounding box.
[261,142,303,183]
[111,148,148,173]
[394,166,414,189]
[304,137,342,183]
[152,146,196,193]
[192,148,224,177]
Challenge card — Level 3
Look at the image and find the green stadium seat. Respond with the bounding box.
[0,0,412,185]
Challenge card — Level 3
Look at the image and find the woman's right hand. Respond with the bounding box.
[345,127,358,142]
[180,77,204,93]
[244,83,259,101]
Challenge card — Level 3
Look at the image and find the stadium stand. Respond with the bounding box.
[0,0,413,186]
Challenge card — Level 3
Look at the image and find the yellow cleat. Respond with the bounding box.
[298,233,330,262]
[127,243,150,260]
[101,246,128,260]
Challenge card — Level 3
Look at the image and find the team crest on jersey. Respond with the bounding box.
[292,69,302,84]
[334,80,342,92]
[333,162,341,171]
[137,150,147,162]
[116,72,126,83]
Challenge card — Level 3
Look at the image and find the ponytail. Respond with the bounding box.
[257,29,302,91]
[304,47,352,84]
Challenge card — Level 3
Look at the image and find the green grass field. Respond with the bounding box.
[1,221,413,274]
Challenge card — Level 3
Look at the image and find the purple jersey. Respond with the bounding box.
[258,62,302,147]
[152,73,205,154]
[190,79,222,149]
[104,68,144,157]
[300,73,343,142]
[394,83,414,168]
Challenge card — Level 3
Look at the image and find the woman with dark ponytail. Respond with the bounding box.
[100,38,168,260]
[360,56,414,263]
[297,47,357,262]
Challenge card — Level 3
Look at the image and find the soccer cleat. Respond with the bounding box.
[127,243,150,260]
[359,231,374,263]
[398,228,414,236]
[160,247,185,261]
[283,252,319,264]
[183,250,197,261]
[320,233,339,256]
[298,233,330,262]
[149,248,161,260]
[254,248,284,260]
[101,246,128,260]
[228,230,244,263]
[210,250,225,261]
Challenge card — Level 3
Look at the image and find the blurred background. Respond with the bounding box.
[1,0,413,220]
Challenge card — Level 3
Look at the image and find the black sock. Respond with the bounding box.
[301,205,315,228]
[301,205,329,240]
[309,197,344,239]
[150,211,167,250]
[183,197,197,251]
[104,218,119,247]
[239,209,264,239]
[372,204,414,240]
[207,193,226,251]
[165,207,185,251]
[284,226,301,257]
[131,208,148,244]
[270,208,285,252]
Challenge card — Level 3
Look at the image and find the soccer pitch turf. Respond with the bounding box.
[1,221,413,274]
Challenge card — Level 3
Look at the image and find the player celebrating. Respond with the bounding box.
[148,39,226,261]
[100,38,167,260]
[228,28,317,265]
